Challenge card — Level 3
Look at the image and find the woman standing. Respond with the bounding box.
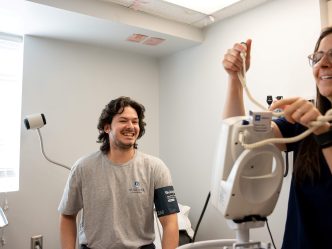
[222,27,332,248]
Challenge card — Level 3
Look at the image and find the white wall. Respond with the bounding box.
[159,0,321,248]
[7,36,160,249]
[4,0,324,248]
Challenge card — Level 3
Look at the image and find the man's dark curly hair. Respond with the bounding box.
[97,96,146,154]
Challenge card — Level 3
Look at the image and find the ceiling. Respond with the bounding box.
[100,0,271,28]
[0,0,272,57]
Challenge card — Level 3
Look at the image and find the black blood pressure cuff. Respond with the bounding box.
[154,186,180,217]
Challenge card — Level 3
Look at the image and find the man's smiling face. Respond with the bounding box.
[107,106,140,150]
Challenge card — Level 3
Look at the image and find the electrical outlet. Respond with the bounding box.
[31,235,43,249]
[266,95,273,106]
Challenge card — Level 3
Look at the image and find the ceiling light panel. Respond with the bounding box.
[162,0,241,15]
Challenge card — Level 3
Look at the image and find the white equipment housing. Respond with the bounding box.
[178,115,284,248]
[211,115,284,221]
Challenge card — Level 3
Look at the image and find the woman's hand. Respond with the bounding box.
[222,39,252,80]
[221,39,252,118]
[269,97,330,135]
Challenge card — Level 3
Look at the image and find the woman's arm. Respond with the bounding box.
[222,39,251,118]
[270,97,331,166]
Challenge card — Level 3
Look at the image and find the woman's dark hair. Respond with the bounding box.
[294,26,332,184]
[97,96,146,154]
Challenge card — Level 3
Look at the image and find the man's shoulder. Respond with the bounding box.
[73,151,103,169]
[136,151,169,174]
[137,151,164,165]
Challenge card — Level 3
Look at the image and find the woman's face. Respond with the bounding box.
[313,33,332,102]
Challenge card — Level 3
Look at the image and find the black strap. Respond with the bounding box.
[140,243,155,249]
[80,245,90,249]
[81,243,155,249]
[314,128,332,149]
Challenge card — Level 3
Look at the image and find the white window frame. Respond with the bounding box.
[0,32,23,192]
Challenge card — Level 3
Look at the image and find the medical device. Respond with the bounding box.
[211,113,284,222]
[24,113,71,170]
[211,113,284,248]
[178,113,284,249]
[177,44,332,249]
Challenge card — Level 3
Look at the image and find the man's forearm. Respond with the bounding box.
[60,214,77,249]
[162,224,179,249]
[159,213,179,249]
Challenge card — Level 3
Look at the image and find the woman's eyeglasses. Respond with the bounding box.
[308,49,332,67]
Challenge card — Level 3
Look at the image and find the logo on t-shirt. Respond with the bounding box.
[129,180,145,193]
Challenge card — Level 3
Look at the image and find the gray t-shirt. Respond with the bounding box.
[58,150,178,249]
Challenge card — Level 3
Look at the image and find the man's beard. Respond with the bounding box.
[114,139,134,150]
[109,130,136,150]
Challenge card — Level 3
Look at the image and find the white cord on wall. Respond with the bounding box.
[37,129,71,170]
